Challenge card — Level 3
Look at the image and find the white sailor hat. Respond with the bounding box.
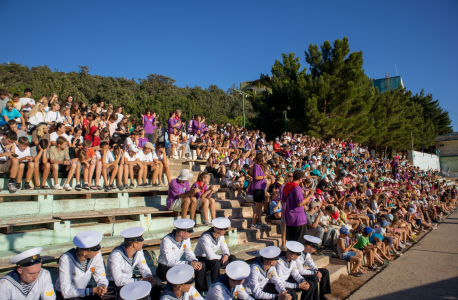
[211,217,231,229]
[9,247,43,267]
[226,261,250,280]
[259,246,281,259]
[173,219,195,231]
[120,227,145,242]
[120,281,152,300]
[303,235,322,247]
[73,231,103,250]
[166,265,195,285]
[285,241,304,254]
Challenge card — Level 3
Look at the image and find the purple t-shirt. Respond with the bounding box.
[191,181,207,199]
[143,115,156,134]
[251,164,266,190]
[284,186,307,226]
[138,137,149,148]
[168,118,178,135]
[167,179,190,209]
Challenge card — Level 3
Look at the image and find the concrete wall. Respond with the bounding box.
[408,150,440,171]
[439,156,458,172]
[436,140,458,157]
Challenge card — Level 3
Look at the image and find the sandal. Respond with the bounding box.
[194,224,200,228]
[34,186,41,190]
[97,185,102,190]
[40,186,51,190]
[351,271,363,277]
[90,186,98,190]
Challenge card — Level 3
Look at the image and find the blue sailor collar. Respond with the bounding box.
[3,269,42,296]
[163,230,184,249]
[66,248,92,272]
[202,228,219,245]
[112,243,137,266]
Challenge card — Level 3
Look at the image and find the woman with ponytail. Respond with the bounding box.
[250,153,269,229]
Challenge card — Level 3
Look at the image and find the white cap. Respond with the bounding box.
[73,231,103,249]
[120,281,152,300]
[226,261,250,280]
[9,247,43,266]
[177,169,193,181]
[212,149,220,154]
[174,219,195,230]
[166,264,194,284]
[120,227,145,240]
[211,217,231,229]
[285,241,304,253]
[129,145,140,153]
[303,235,322,246]
[260,246,281,259]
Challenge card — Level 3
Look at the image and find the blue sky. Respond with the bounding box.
[2,0,457,130]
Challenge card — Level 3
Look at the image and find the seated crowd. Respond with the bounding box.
[0,88,457,300]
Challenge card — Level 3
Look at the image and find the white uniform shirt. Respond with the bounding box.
[244,258,286,299]
[160,284,203,300]
[206,274,254,300]
[158,230,198,266]
[0,268,55,300]
[106,244,152,286]
[55,249,109,298]
[296,252,318,276]
[276,255,304,289]
[194,228,230,260]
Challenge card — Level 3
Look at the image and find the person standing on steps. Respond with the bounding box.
[106,227,161,300]
[194,217,236,284]
[205,260,254,300]
[156,219,207,294]
[250,153,269,229]
[296,235,332,300]
[244,246,293,300]
[276,241,317,300]
[0,247,56,300]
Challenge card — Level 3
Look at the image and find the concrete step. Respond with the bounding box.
[327,263,349,283]
[236,227,281,244]
[216,207,253,219]
[215,199,242,209]
[214,192,226,200]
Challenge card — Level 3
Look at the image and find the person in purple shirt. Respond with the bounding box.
[167,111,181,139]
[192,115,206,134]
[250,153,269,229]
[167,169,201,223]
[190,172,219,226]
[142,108,157,144]
[283,170,313,245]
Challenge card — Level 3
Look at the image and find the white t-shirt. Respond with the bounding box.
[45,111,61,123]
[0,141,12,162]
[28,112,46,126]
[123,137,135,151]
[116,113,124,124]
[155,151,164,161]
[15,146,31,161]
[50,132,70,143]
[136,150,157,163]
[96,151,116,164]
[124,151,137,162]
[19,98,35,112]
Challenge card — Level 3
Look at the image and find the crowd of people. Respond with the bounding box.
[0,88,457,300]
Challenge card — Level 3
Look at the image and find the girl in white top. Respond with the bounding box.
[122,145,143,189]
[27,103,47,126]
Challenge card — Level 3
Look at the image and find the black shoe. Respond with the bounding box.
[109,184,115,189]
[129,184,135,189]
[83,184,90,190]
[23,183,32,190]
[75,184,82,191]
[105,185,112,191]
[118,185,125,191]
[15,183,21,189]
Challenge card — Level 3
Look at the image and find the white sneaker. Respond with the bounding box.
[405,242,412,246]
[399,243,405,248]
[64,184,72,191]
[54,184,63,190]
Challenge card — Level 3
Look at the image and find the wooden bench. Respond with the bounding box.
[53,208,176,223]
[0,219,61,234]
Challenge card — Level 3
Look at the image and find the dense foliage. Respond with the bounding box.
[0,37,453,156]
[0,64,256,127]
[253,37,453,154]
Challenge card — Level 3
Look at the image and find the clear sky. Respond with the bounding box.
[2,0,457,130]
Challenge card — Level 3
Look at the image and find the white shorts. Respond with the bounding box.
[169,198,201,212]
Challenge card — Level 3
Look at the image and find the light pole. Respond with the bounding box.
[284,106,290,132]
[233,89,247,128]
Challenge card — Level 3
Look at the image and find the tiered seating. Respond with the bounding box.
[0,157,348,286]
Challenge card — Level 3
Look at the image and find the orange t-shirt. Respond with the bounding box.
[86,148,95,159]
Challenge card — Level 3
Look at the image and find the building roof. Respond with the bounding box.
[435,132,458,142]
[372,76,404,93]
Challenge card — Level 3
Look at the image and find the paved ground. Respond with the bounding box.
[349,210,458,300]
